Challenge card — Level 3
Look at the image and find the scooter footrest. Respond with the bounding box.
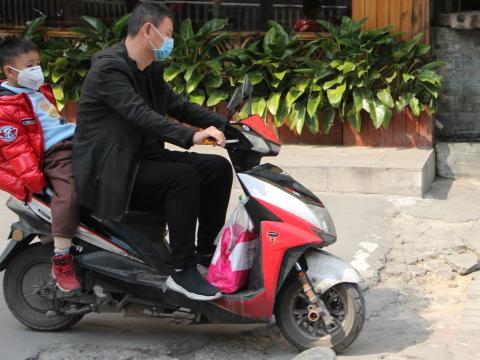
[77,251,167,288]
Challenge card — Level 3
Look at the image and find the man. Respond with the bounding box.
[73,1,233,301]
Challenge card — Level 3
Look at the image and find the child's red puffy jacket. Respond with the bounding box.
[0,80,56,201]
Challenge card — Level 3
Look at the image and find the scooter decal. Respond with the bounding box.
[267,231,279,244]
[29,197,132,257]
[238,173,320,229]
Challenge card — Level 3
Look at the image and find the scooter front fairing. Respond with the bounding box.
[214,219,325,321]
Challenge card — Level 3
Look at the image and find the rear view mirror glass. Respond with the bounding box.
[227,88,243,119]
[242,75,253,97]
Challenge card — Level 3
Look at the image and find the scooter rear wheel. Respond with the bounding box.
[3,243,83,331]
[275,278,365,353]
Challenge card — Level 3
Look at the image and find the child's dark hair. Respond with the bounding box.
[0,36,39,68]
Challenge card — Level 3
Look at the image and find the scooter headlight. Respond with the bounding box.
[243,132,271,154]
[306,203,337,242]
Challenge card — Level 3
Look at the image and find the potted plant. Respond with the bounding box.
[165,17,443,147]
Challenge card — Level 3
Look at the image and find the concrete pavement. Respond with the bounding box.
[0,177,479,359]
[0,184,393,360]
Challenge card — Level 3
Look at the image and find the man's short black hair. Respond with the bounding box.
[0,36,39,68]
[127,1,173,37]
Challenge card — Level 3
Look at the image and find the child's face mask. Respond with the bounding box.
[147,24,174,61]
[8,65,45,90]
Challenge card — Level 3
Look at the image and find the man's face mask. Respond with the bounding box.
[147,24,174,61]
[8,65,44,90]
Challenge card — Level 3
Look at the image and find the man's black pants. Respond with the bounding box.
[130,150,233,269]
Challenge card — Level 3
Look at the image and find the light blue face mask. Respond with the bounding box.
[148,25,174,61]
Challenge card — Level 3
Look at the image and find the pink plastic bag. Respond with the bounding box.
[207,202,257,294]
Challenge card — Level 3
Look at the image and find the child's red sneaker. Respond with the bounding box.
[51,253,81,292]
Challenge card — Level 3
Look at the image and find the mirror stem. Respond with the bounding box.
[247,93,253,117]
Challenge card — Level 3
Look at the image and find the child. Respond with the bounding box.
[0,36,80,292]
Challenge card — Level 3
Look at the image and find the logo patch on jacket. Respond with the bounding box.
[0,125,18,143]
[21,118,36,126]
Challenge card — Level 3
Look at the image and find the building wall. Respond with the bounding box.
[432,27,480,141]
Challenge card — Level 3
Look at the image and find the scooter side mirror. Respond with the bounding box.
[242,75,253,98]
[226,88,243,120]
[242,75,254,117]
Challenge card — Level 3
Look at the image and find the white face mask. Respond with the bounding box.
[8,65,44,90]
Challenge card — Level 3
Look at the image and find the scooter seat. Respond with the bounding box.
[100,219,171,272]
[31,189,170,272]
[42,187,164,225]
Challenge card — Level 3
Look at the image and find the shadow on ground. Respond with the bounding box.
[340,286,432,357]
[425,178,454,201]
[24,286,432,360]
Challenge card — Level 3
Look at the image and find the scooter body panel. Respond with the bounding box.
[214,220,323,321]
[304,249,365,293]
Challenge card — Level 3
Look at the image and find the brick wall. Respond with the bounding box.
[431,27,480,141]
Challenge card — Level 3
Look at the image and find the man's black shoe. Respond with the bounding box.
[196,252,214,268]
[166,266,221,301]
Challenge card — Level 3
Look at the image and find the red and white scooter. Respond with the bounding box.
[0,79,365,352]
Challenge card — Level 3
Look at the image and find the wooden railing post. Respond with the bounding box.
[64,1,83,25]
[259,0,273,30]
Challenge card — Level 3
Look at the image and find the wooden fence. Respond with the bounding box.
[352,0,431,42]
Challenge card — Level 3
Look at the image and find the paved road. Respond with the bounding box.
[0,187,393,359]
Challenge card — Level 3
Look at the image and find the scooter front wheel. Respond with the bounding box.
[3,243,84,331]
[275,279,365,353]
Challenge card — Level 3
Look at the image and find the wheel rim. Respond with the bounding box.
[20,260,54,312]
[292,286,347,339]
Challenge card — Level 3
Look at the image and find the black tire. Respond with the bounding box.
[275,279,365,353]
[3,243,83,331]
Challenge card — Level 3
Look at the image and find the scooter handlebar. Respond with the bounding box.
[200,138,217,146]
[200,137,240,146]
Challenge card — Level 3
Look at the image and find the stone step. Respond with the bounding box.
[436,142,480,178]
[169,145,435,197]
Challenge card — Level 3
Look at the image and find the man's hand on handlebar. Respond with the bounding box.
[193,126,226,147]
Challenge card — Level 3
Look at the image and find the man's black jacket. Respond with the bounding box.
[73,42,227,222]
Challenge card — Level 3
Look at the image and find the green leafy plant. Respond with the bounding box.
[166,17,444,136]
[178,16,443,136]
[222,21,307,132]
[162,18,232,107]
[22,14,129,109]
[15,14,443,134]
[286,17,445,134]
